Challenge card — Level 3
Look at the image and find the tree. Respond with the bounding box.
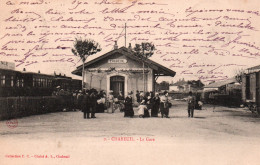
[133,42,155,92]
[72,38,101,90]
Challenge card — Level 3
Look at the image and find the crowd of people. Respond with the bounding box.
[136,91,172,118]
[52,86,199,119]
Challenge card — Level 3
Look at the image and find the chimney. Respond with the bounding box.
[54,71,56,76]
[114,41,118,50]
[128,43,132,50]
[23,68,26,71]
[38,70,40,73]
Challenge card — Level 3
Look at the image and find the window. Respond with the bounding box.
[11,76,14,87]
[1,75,5,86]
[47,79,52,87]
[16,78,24,87]
[33,78,35,87]
[16,78,19,87]
[37,78,40,87]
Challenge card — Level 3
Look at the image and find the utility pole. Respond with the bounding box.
[125,23,127,47]
[142,43,145,92]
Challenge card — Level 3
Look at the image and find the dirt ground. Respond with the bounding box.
[1,101,260,165]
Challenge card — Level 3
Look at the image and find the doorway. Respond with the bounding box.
[110,76,125,98]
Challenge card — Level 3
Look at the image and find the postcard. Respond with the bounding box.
[0,0,260,164]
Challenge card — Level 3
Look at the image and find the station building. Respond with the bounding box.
[72,46,176,98]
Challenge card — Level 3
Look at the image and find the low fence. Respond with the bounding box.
[0,96,61,120]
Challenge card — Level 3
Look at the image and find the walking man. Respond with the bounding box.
[187,91,196,118]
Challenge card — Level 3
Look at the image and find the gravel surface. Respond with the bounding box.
[1,101,259,165]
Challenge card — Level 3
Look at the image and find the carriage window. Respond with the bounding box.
[16,79,24,87]
[37,78,40,87]
[33,78,35,87]
[11,76,14,87]
[44,79,47,87]
[1,75,6,86]
[16,79,19,87]
[48,79,52,87]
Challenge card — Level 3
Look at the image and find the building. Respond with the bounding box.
[72,46,176,98]
[169,80,204,92]
[203,77,240,94]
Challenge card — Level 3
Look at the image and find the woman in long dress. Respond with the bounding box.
[124,92,134,117]
[151,93,160,117]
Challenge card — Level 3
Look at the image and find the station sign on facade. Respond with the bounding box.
[108,59,127,64]
[0,61,15,70]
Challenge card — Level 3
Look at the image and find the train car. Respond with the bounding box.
[53,74,81,91]
[23,72,55,96]
[70,79,82,91]
[0,68,23,97]
[0,66,82,97]
[241,65,260,114]
[53,77,71,90]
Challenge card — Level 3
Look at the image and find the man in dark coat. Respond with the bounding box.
[89,89,98,118]
[124,92,134,117]
[81,90,90,119]
[187,91,196,118]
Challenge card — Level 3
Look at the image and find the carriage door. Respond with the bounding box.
[110,76,125,98]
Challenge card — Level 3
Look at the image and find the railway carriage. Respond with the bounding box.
[242,65,260,115]
[0,68,81,97]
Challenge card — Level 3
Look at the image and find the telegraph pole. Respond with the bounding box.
[125,23,127,47]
